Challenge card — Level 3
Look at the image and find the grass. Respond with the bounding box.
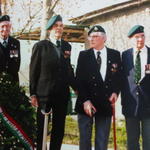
[62,116,127,150]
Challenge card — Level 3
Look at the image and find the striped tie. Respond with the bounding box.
[97,51,101,70]
[134,51,141,84]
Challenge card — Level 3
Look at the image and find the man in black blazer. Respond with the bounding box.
[75,25,121,150]
[0,15,20,83]
[29,15,76,150]
[121,25,150,150]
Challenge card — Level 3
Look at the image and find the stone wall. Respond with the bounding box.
[85,5,150,52]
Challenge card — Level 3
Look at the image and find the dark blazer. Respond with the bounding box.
[75,48,121,116]
[121,46,150,118]
[29,39,76,101]
[0,36,20,82]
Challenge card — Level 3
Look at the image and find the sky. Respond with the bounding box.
[8,0,131,32]
[58,0,130,24]
[71,0,130,17]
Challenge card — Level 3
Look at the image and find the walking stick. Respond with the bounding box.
[41,109,52,150]
[112,100,117,150]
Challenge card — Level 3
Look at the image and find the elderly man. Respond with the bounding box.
[75,25,121,150]
[0,15,20,83]
[121,25,150,150]
[29,15,76,150]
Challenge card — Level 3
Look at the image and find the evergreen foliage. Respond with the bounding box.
[0,72,36,149]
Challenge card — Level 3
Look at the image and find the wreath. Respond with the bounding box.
[0,72,36,150]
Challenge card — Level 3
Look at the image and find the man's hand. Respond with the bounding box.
[74,90,78,95]
[64,50,71,58]
[83,100,96,117]
[30,96,38,107]
[109,93,118,106]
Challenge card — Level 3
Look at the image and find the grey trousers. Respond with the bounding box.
[125,117,150,150]
[78,114,111,150]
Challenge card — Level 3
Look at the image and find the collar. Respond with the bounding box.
[49,37,61,45]
[93,46,106,55]
[0,37,8,44]
[133,45,147,56]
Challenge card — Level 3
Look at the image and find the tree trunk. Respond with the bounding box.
[40,0,53,40]
[0,0,8,15]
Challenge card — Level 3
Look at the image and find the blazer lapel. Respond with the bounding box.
[105,48,111,81]
[147,46,150,64]
[125,49,136,84]
[127,48,134,70]
[140,46,150,83]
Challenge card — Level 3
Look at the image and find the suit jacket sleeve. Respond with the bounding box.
[68,63,77,91]
[76,51,91,103]
[29,43,41,96]
[112,51,122,95]
[13,39,21,73]
[62,41,77,91]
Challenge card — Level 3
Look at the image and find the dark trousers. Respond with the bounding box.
[78,114,111,150]
[36,95,68,150]
[125,117,150,150]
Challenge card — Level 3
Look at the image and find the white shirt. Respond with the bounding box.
[93,46,107,81]
[0,38,8,44]
[50,38,61,46]
[133,46,148,80]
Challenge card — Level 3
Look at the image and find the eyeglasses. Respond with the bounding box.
[135,35,145,40]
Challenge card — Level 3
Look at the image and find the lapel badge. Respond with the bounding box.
[111,63,118,73]
[94,26,98,32]
[10,50,18,58]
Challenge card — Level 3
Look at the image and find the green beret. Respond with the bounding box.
[88,25,106,35]
[0,15,10,22]
[46,15,62,30]
[128,25,144,38]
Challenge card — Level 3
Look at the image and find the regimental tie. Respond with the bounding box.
[3,40,7,48]
[134,51,141,84]
[56,40,61,48]
[96,51,101,70]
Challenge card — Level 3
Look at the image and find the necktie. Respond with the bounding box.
[56,40,61,48]
[134,51,141,84]
[96,51,101,70]
[3,40,7,47]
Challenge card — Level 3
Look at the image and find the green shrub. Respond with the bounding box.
[0,72,36,149]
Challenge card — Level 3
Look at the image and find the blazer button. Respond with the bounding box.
[92,76,95,79]
[136,92,139,95]
[94,93,97,96]
[105,85,108,88]
[94,83,97,86]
